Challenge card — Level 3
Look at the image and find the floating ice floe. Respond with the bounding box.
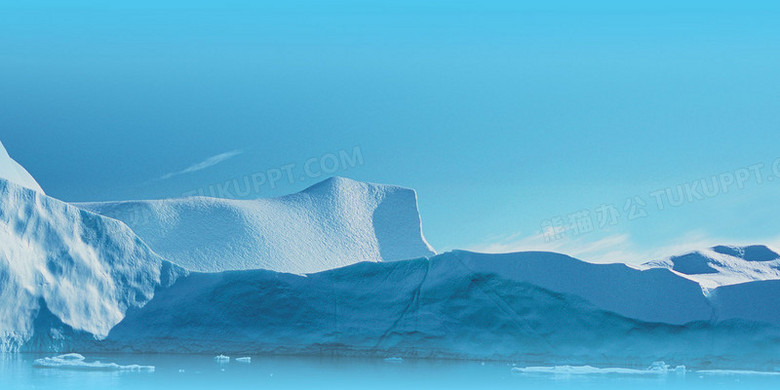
[236,357,251,363]
[384,357,404,363]
[697,370,780,376]
[512,362,686,376]
[214,355,230,363]
[33,354,155,372]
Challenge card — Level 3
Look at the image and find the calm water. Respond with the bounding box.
[1,354,778,390]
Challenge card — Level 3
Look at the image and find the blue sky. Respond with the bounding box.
[3,1,780,263]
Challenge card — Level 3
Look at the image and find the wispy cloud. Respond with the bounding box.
[472,228,638,264]
[469,229,776,265]
[160,150,243,180]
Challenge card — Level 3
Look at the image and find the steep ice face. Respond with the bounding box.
[710,280,780,326]
[644,245,780,289]
[76,177,436,274]
[97,251,712,353]
[434,250,713,325]
[0,141,44,194]
[85,250,777,364]
[0,179,182,352]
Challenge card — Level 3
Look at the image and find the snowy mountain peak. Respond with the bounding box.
[644,245,780,289]
[0,140,44,194]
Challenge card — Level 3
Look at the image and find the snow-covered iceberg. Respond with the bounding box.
[5,185,780,366]
[76,177,435,274]
[0,178,183,352]
[643,245,780,326]
[644,245,780,289]
[2,140,780,368]
[62,250,779,368]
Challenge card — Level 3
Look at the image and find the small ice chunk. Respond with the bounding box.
[214,355,230,363]
[236,357,251,363]
[56,353,86,361]
[647,361,686,375]
[384,357,404,363]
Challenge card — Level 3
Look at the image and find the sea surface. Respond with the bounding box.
[2,353,778,390]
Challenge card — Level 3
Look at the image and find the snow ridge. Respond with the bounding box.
[644,245,780,289]
[76,177,436,274]
[0,141,44,194]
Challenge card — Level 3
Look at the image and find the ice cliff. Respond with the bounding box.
[0,179,182,352]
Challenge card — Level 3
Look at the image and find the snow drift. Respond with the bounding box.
[644,245,780,289]
[0,178,182,352]
[76,177,435,274]
[0,141,44,194]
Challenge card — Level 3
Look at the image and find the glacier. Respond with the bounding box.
[76,177,435,274]
[2,141,780,369]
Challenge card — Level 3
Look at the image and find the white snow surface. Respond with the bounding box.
[644,245,780,290]
[76,177,435,274]
[0,178,181,352]
[0,141,44,194]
